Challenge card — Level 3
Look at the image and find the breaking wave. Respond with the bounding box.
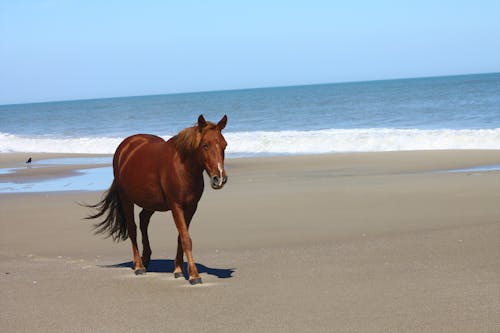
[1,128,499,155]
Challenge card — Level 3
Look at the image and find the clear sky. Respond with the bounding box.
[1,0,499,104]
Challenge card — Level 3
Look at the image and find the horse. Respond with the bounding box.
[85,115,228,285]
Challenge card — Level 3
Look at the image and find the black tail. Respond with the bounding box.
[83,180,128,242]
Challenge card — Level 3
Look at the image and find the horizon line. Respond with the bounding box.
[1,71,498,107]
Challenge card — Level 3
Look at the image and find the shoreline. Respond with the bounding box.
[0,152,111,183]
[1,150,500,192]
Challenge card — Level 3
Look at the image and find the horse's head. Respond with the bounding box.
[197,114,228,190]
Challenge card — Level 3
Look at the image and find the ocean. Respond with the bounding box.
[1,73,499,156]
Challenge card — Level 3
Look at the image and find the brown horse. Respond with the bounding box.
[85,115,228,284]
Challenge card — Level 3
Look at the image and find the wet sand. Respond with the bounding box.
[1,150,499,332]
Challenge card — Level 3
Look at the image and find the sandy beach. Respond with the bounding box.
[1,150,499,332]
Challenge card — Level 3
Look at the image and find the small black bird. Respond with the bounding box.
[26,157,32,164]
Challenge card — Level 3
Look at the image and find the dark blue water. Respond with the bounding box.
[0,73,499,154]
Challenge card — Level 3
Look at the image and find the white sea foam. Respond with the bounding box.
[0,132,124,154]
[225,128,500,154]
[1,128,499,155]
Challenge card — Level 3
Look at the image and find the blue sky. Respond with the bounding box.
[1,0,499,104]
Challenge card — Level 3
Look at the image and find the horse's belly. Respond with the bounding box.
[118,167,170,211]
[128,189,169,211]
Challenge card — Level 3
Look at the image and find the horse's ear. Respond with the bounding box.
[217,115,227,130]
[197,114,207,132]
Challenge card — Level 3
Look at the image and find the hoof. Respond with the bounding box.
[134,268,146,275]
[189,277,202,285]
[174,272,184,279]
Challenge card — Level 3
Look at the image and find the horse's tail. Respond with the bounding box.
[83,180,128,242]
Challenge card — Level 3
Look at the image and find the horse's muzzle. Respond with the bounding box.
[211,175,228,189]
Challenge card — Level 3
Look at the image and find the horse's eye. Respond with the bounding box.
[202,143,209,150]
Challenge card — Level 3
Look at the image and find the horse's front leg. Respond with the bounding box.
[172,204,200,284]
[174,235,185,279]
[173,204,197,278]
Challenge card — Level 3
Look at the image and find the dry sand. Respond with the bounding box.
[1,150,499,332]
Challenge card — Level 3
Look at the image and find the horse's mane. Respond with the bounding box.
[174,121,217,160]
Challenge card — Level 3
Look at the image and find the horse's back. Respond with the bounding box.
[115,133,164,164]
[116,134,164,153]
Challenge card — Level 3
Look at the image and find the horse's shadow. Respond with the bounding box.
[106,259,235,279]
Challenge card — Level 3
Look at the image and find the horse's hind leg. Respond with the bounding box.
[139,209,154,269]
[121,196,146,275]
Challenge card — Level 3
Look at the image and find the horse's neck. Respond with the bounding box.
[167,138,205,184]
[177,153,205,182]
